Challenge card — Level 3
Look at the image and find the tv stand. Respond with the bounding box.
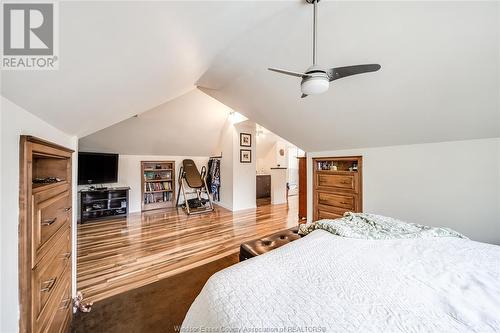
[79,187,130,223]
[87,185,108,191]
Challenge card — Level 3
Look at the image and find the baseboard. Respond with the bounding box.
[213,202,257,212]
[213,201,232,211]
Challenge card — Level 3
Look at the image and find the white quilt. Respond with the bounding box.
[182,230,500,332]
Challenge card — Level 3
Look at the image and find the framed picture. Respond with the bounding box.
[240,133,251,147]
[240,149,252,163]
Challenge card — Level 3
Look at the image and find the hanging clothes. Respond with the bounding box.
[206,159,213,193]
[207,158,221,201]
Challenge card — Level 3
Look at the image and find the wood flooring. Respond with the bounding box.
[77,198,298,303]
[72,254,239,333]
[256,197,271,206]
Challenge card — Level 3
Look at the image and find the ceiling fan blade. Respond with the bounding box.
[301,93,308,98]
[268,67,309,78]
[328,64,381,81]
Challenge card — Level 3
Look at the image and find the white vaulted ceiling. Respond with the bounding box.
[78,89,231,156]
[2,1,499,153]
[199,1,500,151]
[0,1,291,137]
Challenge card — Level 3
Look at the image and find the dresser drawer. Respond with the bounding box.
[34,267,71,333]
[32,227,71,322]
[317,208,344,220]
[316,173,357,192]
[32,184,71,264]
[45,277,72,333]
[317,192,355,210]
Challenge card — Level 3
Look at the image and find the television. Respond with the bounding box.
[78,152,119,185]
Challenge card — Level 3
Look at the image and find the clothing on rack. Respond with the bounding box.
[207,158,221,201]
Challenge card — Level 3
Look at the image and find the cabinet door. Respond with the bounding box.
[263,176,271,197]
[256,176,271,198]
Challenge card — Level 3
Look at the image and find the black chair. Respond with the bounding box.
[175,159,214,215]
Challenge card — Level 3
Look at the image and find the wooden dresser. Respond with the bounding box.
[313,156,362,220]
[19,136,73,333]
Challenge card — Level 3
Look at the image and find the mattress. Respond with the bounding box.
[182,230,500,332]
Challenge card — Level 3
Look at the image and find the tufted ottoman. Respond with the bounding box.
[239,227,301,261]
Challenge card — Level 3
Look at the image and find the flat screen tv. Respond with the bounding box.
[78,152,118,185]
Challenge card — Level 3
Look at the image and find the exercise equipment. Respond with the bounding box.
[176,159,214,215]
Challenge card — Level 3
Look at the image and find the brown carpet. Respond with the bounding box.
[72,253,239,333]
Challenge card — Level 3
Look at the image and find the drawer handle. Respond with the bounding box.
[64,207,72,212]
[62,252,71,260]
[42,218,57,226]
[340,201,350,205]
[40,278,56,292]
[341,181,351,184]
[59,297,71,310]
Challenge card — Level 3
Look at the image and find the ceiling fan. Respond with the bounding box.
[268,0,381,98]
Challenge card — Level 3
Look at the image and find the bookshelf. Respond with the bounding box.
[141,161,176,211]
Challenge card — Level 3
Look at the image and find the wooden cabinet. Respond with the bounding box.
[298,157,307,221]
[256,175,271,199]
[19,136,73,333]
[313,156,362,221]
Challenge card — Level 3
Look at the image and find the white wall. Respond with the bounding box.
[214,119,234,210]
[256,143,274,174]
[107,122,256,213]
[1,97,78,333]
[214,119,256,211]
[77,154,209,214]
[287,147,300,192]
[232,122,256,211]
[256,133,290,174]
[78,120,256,215]
[307,138,500,245]
[256,133,302,194]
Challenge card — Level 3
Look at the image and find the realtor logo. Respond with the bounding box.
[2,2,59,70]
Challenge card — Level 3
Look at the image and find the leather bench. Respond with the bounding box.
[239,227,301,261]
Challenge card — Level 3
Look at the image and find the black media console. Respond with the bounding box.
[79,187,130,223]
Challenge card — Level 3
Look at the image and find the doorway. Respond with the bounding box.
[255,125,303,206]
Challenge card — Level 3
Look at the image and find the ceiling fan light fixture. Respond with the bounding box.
[301,76,329,95]
[267,0,380,98]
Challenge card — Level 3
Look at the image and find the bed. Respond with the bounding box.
[182,214,500,332]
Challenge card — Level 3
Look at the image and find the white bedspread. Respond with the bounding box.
[182,230,500,332]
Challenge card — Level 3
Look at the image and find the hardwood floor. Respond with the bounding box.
[77,197,298,303]
[256,197,271,206]
[72,254,240,333]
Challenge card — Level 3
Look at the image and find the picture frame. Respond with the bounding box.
[240,149,252,163]
[240,133,251,147]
